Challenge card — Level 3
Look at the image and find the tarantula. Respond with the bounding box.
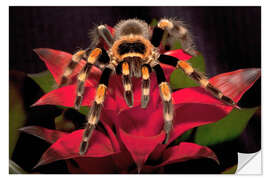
[58,18,239,155]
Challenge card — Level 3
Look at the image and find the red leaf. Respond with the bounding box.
[159,142,219,167]
[32,84,117,111]
[164,49,193,61]
[209,68,261,102]
[117,103,163,136]
[19,126,67,144]
[34,130,115,168]
[168,68,261,144]
[66,156,118,174]
[33,48,101,86]
[148,144,167,162]
[118,129,165,172]
[145,143,218,173]
[111,149,135,173]
[140,165,165,173]
[100,119,121,152]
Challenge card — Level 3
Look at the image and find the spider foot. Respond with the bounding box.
[162,119,173,144]
[79,123,95,155]
[124,90,134,107]
[79,140,89,155]
[141,95,150,108]
[163,133,170,144]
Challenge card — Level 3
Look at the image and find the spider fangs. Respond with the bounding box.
[58,18,239,155]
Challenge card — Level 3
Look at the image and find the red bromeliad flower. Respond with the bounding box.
[21,45,261,173]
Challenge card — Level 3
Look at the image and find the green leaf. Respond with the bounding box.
[28,71,56,93]
[170,53,206,89]
[78,106,90,116]
[9,72,28,158]
[174,129,193,144]
[9,160,27,174]
[150,18,158,27]
[171,40,182,50]
[222,164,238,174]
[57,105,89,116]
[55,113,76,132]
[54,106,88,131]
[194,107,258,146]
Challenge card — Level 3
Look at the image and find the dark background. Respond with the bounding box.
[9,7,261,173]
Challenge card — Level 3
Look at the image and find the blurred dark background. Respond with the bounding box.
[9,7,261,173]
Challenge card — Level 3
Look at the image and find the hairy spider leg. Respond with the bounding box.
[79,67,113,155]
[121,61,134,107]
[59,50,87,87]
[74,48,103,110]
[158,54,240,109]
[89,25,114,49]
[153,64,174,144]
[154,18,197,56]
[60,25,113,88]
[97,25,114,47]
[141,64,151,108]
[151,26,165,47]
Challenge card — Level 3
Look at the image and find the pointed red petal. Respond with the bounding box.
[140,165,165,174]
[33,48,101,86]
[164,49,193,61]
[34,48,83,85]
[117,103,163,136]
[100,119,121,152]
[66,156,118,174]
[209,68,261,102]
[118,129,165,172]
[19,126,67,144]
[169,68,261,144]
[32,84,117,111]
[158,142,219,167]
[111,149,135,173]
[34,130,115,168]
[116,86,164,137]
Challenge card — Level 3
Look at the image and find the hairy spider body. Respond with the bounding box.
[58,18,239,155]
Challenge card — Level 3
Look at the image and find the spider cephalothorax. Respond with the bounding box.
[58,18,239,155]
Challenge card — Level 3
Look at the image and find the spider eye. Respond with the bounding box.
[117,42,146,55]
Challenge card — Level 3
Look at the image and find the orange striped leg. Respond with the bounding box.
[177,61,240,109]
[79,67,113,155]
[59,50,86,87]
[158,18,197,56]
[141,65,151,108]
[153,64,174,144]
[74,48,102,110]
[122,61,133,107]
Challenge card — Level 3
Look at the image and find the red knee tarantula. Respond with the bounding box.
[58,18,239,155]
